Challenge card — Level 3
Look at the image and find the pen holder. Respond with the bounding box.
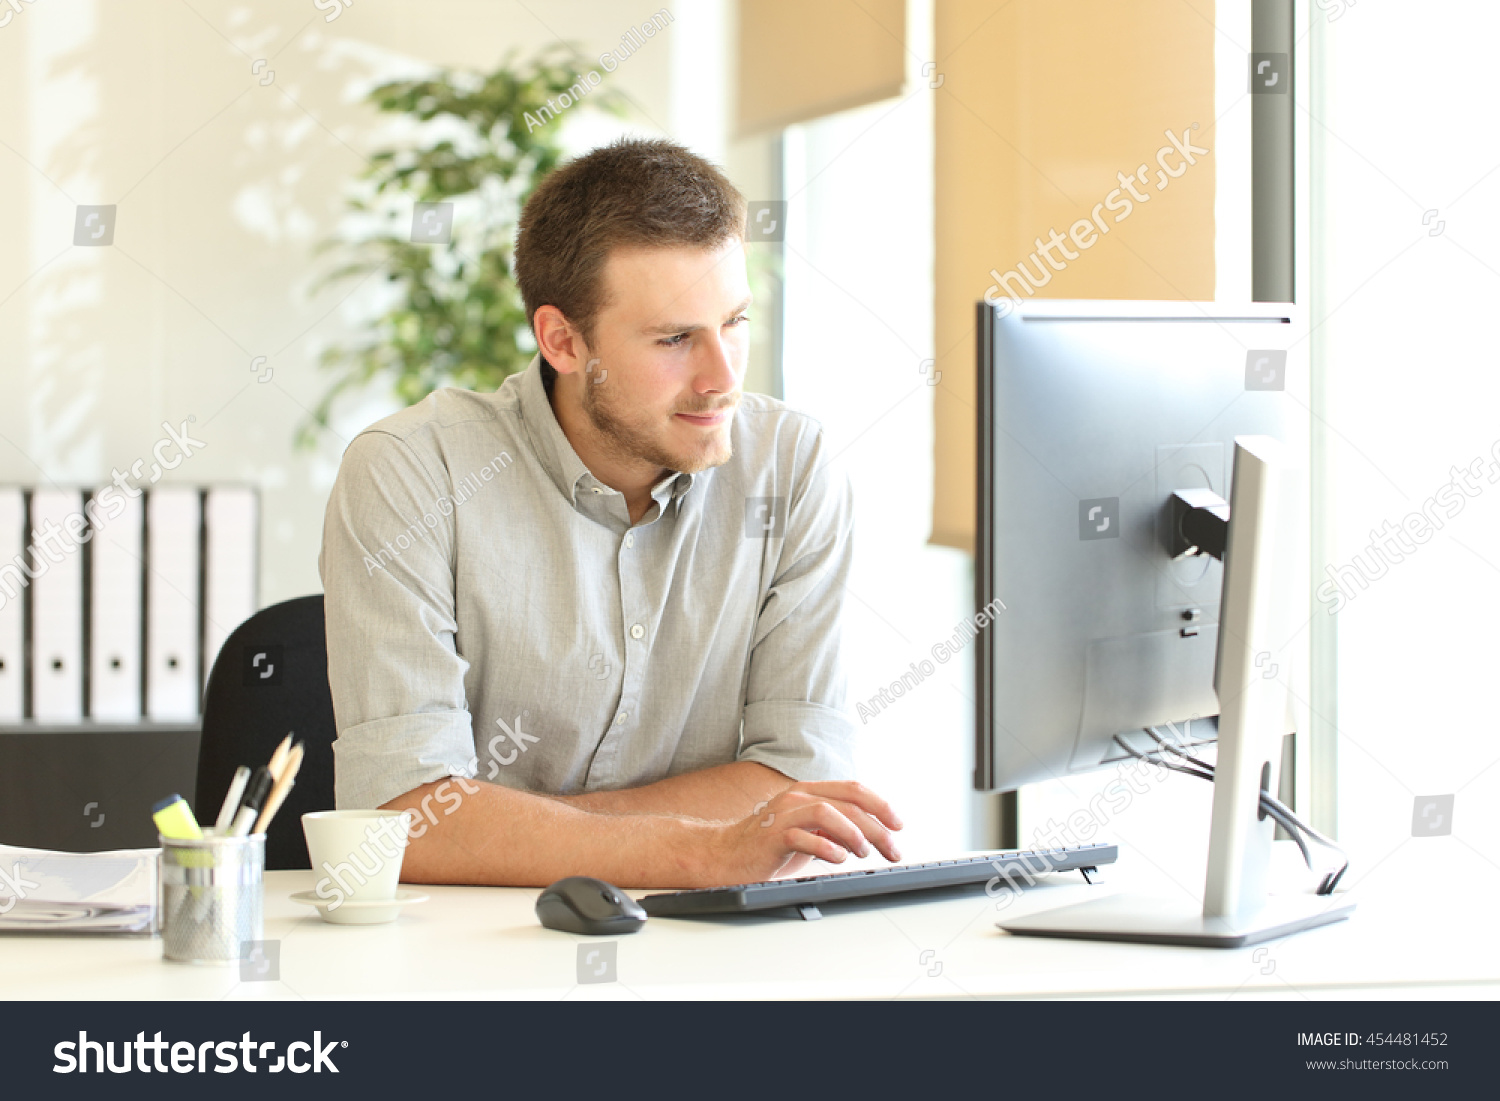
[159,832,265,965]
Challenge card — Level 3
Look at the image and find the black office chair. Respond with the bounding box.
[197,594,336,870]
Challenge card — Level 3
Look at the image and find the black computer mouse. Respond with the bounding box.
[535,876,647,935]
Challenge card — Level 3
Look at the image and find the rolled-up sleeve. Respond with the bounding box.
[319,430,477,809]
[738,425,858,782]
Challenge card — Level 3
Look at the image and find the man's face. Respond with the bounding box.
[576,238,750,475]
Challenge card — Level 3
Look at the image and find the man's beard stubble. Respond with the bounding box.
[581,375,736,476]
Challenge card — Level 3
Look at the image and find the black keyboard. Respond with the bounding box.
[639,842,1117,917]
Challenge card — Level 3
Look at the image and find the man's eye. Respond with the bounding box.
[658,333,688,347]
[727,313,749,327]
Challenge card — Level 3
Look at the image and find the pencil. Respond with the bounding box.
[253,780,295,837]
[267,733,294,780]
[254,742,303,834]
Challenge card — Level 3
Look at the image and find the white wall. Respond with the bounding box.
[776,0,981,857]
[0,0,686,615]
[1313,0,1500,892]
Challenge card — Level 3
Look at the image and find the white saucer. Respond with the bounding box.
[289,888,429,925]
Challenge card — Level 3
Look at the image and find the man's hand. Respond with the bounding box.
[699,781,904,886]
[384,772,902,890]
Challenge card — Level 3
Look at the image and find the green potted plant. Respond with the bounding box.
[300,45,624,448]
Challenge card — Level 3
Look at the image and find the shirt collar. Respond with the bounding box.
[516,354,697,514]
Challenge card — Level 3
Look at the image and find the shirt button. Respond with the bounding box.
[615,710,628,725]
[624,532,635,548]
[591,486,603,495]
[630,623,645,640]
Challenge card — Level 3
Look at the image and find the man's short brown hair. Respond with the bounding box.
[514,137,746,384]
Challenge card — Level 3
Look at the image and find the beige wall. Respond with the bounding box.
[932,0,1217,552]
[735,0,905,136]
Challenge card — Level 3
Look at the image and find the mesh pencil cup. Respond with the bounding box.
[159,832,265,964]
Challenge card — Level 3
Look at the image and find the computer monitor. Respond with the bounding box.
[975,299,1290,792]
[974,299,1353,946]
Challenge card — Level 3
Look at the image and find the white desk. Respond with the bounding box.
[4,843,1496,1000]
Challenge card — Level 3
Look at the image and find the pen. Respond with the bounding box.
[214,766,252,832]
[253,743,303,834]
[152,794,202,840]
[229,767,274,837]
[267,733,294,781]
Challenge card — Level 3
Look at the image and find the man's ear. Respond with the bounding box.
[533,305,587,376]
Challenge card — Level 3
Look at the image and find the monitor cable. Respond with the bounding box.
[1111,729,1349,896]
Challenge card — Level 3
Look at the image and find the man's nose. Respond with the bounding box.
[696,332,740,394]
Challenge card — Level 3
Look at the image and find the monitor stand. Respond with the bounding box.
[999,892,1353,949]
[1003,438,1356,950]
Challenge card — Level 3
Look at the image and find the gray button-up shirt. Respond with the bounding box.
[320,354,857,810]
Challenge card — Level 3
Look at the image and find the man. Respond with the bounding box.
[320,137,902,889]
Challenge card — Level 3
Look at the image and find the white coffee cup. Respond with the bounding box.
[302,810,412,920]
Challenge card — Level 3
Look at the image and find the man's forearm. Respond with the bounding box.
[381,778,724,889]
[548,760,796,820]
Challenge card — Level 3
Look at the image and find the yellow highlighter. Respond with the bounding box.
[152,794,203,841]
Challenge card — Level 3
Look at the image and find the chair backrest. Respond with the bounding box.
[196,594,335,870]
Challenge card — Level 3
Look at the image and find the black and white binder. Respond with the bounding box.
[0,489,23,722]
[30,489,84,722]
[89,488,143,720]
[203,487,258,686]
[145,488,201,720]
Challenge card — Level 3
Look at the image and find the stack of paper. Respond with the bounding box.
[0,844,158,935]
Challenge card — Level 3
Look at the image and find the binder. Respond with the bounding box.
[30,489,84,722]
[88,488,143,721]
[146,488,201,720]
[203,487,257,687]
[0,489,24,722]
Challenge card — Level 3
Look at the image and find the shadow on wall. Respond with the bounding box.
[29,5,428,476]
